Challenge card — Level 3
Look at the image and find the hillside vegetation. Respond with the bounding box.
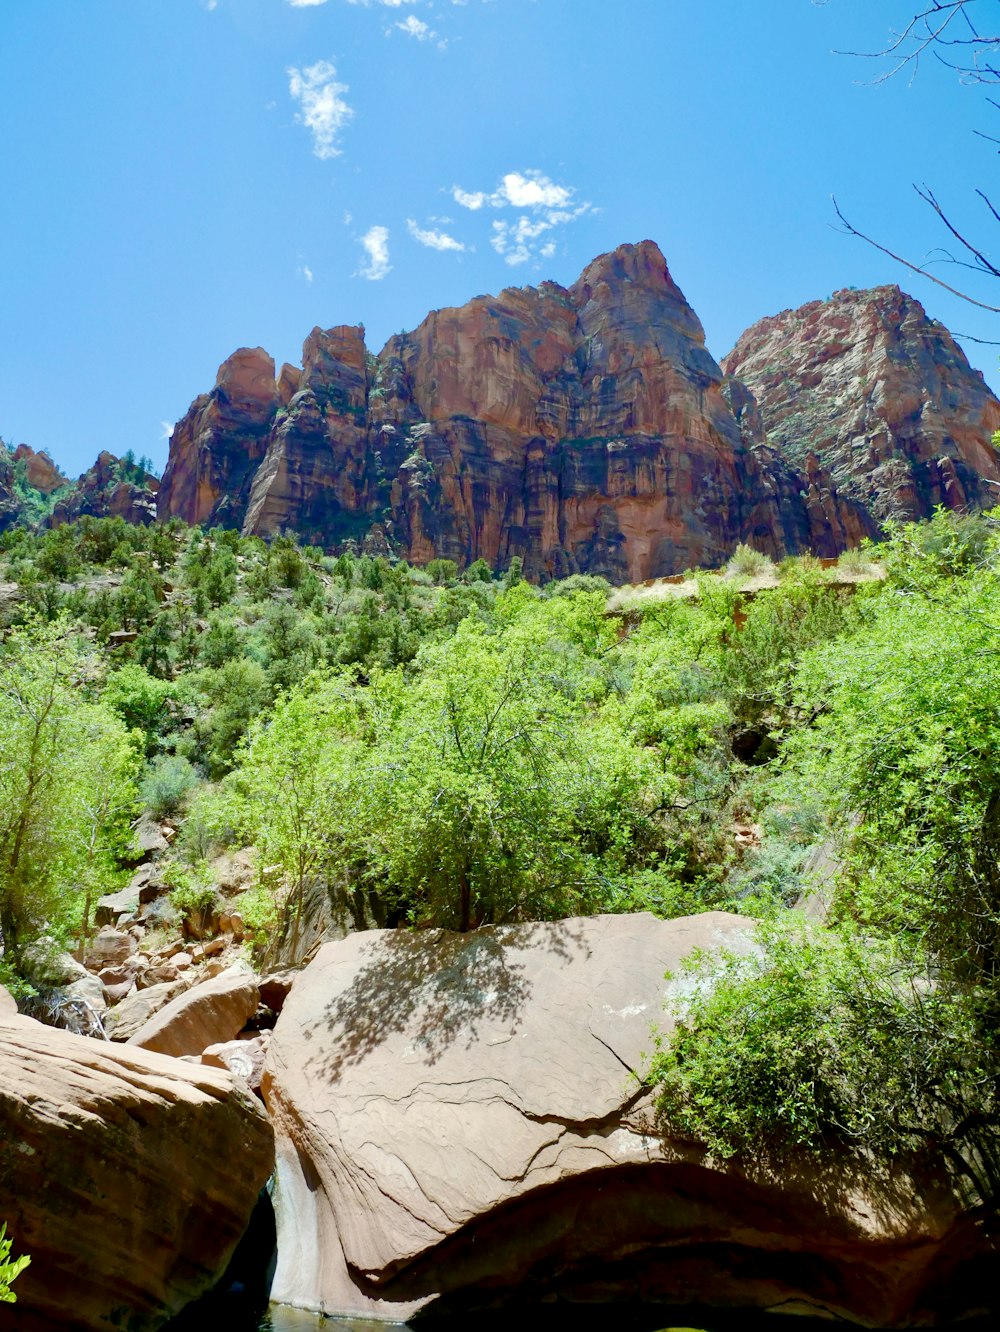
[0,510,997,1200]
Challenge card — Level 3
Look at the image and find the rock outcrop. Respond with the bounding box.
[0,1012,273,1332]
[127,964,259,1057]
[159,242,876,580]
[13,443,64,493]
[0,442,158,532]
[261,912,987,1326]
[722,285,1000,521]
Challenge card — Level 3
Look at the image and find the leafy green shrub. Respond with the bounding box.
[425,557,458,586]
[0,1223,30,1303]
[140,754,199,817]
[163,862,217,917]
[724,543,774,580]
[646,922,998,1202]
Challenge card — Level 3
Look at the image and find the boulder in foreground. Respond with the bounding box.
[0,1014,273,1331]
[262,911,991,1326]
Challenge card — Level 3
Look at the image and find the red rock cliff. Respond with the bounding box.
[158,243,882,579]
[722,286,1000,521]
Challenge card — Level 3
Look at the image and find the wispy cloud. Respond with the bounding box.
[450,170,591,265]
[358,225,391,280]
[287,61,354,159]
[299,262,315,283]
[159,421,174,442]
[407,218,466,252]
[395,16,433,39]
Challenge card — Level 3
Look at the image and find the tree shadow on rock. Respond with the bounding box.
[307,917,590,1081]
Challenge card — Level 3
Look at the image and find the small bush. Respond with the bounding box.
[725,543,774,580]
[140,754,199,818]
[163,862,217,917]
[0,1223,30,1303]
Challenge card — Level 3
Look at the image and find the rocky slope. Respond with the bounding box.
[158,242,876,581]
[722,285,1000,522]
[0,442,158,532]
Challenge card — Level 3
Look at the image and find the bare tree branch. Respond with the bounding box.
[832,197,1000,312]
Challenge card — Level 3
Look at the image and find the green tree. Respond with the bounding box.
[0,618,139,974]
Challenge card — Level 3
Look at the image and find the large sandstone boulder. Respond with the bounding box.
[0,1014,273,1331]
[262,911,989,1326]
[127,964,259,1057]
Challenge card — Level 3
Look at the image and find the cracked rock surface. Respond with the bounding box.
[263,911,990,1326]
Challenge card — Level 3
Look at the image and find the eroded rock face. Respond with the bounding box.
[157,347,278,528]
[158,242,875,580]
[261,912,986,1325]
[722,285,1000,521]
[0,1013,273,1332]
[13,443,64,493]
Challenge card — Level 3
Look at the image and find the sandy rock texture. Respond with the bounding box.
[723,285,1000,521]
[158,241,876,579]
[126,963,259,1057]
[0,1013,273,1332]
[262,911,991,1325]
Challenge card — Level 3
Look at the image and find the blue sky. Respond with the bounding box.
[2,0,997,477]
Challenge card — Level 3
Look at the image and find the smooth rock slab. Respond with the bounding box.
[0,1014,273,1332]
[127,964,259,1057]
[262,911,988,1326]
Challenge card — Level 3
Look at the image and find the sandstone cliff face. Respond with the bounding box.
[158,242,875,580]
[722,286,1000,522]
[48,450,159,528]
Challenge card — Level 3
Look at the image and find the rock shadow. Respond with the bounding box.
[308,917,590,1080]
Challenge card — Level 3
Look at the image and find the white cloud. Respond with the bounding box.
[203,0,218,10]
[452,170,575,212]
[452,169,591,265]
[300,263,314,283]
[288,1,332,7]
[407,218,466,252]
[396,16,432,39]
[358,225,391,280]
[287,61,354,159]
[159,421,174,441]
[452,186,487,210]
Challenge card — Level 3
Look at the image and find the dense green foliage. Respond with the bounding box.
[647,509,1000,1202]
[0,1223,29,1303]
[3,507,1000,1200]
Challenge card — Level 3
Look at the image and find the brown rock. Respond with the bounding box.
[156,347,278,528]
[127,965,259,1058]
[258,971,296,1013]
[202,1032,269,1089]
[262,912,986,1325]
[13,443,64,493]
[158,242,874,579]
[104,975,195,1041]
[85,926,137,972]
[0,1014,272,1331]
[722,285,1000,522]
[94,882,142,927]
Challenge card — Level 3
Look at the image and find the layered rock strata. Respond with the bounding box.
[723,285,1000,521]
[261,912,987,1326]
[158,243,876,580]
[0,1013,273,1332]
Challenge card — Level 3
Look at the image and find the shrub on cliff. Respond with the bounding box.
[0,1223,29,1303]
